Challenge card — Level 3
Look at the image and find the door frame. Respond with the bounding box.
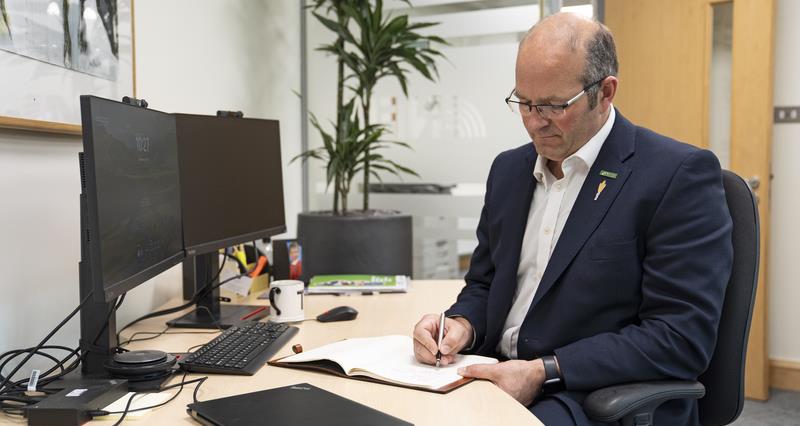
[605,0,774,400]
[706,0,774,401]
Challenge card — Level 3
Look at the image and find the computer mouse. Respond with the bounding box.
[316,306,358,323]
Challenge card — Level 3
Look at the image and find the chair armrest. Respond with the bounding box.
[583,380,705,424]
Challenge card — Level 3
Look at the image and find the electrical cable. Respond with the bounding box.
[116,253,230,341]
[1,347,65,379]
[86,372,208,425]
[185,344,205,354]
[118,328,220,348]
[0,345,78,388]
[0,290,94,395]
[1,250,243,412]
[0,293,125,398]
[116,252,252,340]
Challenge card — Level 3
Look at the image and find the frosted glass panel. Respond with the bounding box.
[305,3,541,277]
[708,2,733,169]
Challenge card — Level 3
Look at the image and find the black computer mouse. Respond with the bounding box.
[316,306,358,322]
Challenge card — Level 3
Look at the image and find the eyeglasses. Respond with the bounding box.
[505,77,607,119]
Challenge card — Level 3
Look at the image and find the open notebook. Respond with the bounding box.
[268,335,497,393]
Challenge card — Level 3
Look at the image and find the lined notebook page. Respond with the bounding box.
[281,335,497,389]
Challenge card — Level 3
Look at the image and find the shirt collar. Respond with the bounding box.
[533,106,616,185]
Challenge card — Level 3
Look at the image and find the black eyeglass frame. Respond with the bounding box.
[505,77,608,116]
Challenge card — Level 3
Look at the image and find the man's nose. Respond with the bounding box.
[524,111,550,130]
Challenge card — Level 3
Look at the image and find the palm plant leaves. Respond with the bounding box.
[293,99,401,212]
[336,1,445,93]
[0,0,12,39]
[300,0,445,213]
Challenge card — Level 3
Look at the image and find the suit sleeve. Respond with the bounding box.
[444,156,500,351]
[553,149,733,390]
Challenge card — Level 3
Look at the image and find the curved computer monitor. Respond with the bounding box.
[174,113,286,255]
[80,96,185,302]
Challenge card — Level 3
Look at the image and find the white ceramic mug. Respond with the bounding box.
[268,280,305,323]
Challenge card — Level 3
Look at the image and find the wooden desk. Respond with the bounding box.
[10,281,542,425]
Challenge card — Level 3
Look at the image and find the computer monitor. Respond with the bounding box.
[78,95,185,374]
[167,113,286,329]
[81,96,185,302]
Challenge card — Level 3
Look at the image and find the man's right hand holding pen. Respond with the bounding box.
[412,313,474,366]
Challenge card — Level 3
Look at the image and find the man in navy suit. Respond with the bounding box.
[412,12,732,425]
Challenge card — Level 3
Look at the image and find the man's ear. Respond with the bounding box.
[600,76,618,109]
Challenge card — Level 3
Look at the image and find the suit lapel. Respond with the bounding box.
[484,145,537,350]
[528,111,636,311]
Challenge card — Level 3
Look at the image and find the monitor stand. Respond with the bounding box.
[167,252,268,329]
[66,173,175,393]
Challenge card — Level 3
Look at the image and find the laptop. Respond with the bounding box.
[187,383,412,425]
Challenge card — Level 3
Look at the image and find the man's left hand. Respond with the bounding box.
[458,359,546,406]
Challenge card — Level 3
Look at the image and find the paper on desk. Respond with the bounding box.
[97,392,173,418]
[220,261,253,296]
[281,335,498,390]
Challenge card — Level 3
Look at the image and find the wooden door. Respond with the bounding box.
[605,0,774,400]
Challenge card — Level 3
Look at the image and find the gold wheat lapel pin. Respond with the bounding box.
[594,179,607,201]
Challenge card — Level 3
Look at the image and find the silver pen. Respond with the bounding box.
[435,312,445,367]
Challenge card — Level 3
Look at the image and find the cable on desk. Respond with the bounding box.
[185,344,205,354]
[117,306,225,350]
[0,290,94,395]
[0,293,124,403]
[87,371,208,425]
[3,294,125,394]
[116,271,247,339]
[0,345,77,387]
[118,327,221,348]
[116,253,247,340]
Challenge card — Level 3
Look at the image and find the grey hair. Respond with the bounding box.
[583,22,618,110]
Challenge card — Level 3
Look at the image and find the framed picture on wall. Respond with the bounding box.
[0,0,135,135]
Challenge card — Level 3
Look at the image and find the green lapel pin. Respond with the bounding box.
[599,170,618,179]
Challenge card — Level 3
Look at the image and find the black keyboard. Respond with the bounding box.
[179,321,298,375]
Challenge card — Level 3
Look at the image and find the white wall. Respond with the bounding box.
[768,0,800,363]
[0,0,302,373]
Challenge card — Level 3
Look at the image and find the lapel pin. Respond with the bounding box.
[599,170,618,179]
[594,179,607,201]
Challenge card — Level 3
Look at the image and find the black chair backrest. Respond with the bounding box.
[698,170,760,426]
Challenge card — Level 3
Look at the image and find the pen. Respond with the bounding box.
[240,306,267,321]
[435,312,445,368]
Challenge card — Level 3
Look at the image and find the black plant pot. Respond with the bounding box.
[297,211,413,281]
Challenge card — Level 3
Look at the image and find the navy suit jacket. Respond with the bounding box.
[447,111,733,424]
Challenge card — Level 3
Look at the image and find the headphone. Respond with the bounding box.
[104,350,177,382]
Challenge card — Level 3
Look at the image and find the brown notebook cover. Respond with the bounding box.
[267,356,474,394]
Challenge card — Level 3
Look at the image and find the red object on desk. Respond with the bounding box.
[240,306,267,321]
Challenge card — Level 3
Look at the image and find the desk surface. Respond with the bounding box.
[5,280,541,426]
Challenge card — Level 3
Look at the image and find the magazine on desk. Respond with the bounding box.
[268,335,498,393]
[307,274,409,294]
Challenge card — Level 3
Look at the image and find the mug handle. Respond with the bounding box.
[269,287,282,316]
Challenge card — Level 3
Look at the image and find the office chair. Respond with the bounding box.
[583,170,760,426]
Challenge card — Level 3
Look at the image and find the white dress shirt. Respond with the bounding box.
[497,107,616,359]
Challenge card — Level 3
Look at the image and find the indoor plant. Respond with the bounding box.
[293,0,445,278]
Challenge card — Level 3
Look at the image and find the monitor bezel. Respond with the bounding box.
[185,226,287,257]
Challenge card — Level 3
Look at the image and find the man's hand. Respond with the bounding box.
[413,314,473,366]
[458,359,546,406]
